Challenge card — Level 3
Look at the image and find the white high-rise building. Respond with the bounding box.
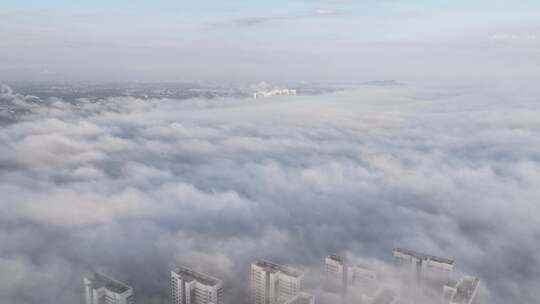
[349,265,378,299]
[325,255,378,297]
[171,267,223,304]
[250,260,303,304]
[324,255,347,294]
[393,248,454,285]
[84,272,135,304]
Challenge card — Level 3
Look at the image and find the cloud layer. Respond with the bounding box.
[1,83,539,303]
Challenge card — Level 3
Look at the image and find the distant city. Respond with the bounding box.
[3,82,345,102]
[1,81,400,126]
[84,248,479,304]
[253,89,297,99]
[2,80,401,101]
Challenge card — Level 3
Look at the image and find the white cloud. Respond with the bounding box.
[0,83,539,303]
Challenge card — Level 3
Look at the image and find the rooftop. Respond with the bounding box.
[394,248,454,265]
[173,267,222,287]
[254,260,303,278]
[87,272,131,294]
[326,255,346,264]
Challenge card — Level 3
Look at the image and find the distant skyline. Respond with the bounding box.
[2,0,539,82]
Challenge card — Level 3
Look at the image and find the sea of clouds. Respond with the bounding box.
[1,82,539,304]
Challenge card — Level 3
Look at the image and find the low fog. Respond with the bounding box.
[1,82,539,304]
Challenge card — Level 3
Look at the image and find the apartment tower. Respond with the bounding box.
[250,260,303,304]
[171,267,223,304]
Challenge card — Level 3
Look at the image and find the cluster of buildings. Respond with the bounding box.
[253,89,297,99]
[323,248,480,304]
[83,248,479,304]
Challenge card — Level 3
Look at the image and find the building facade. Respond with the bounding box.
[324,255,348,294]
[443,276,480,304]
[325,255,378,298]
[393,248,454,285]
[349,265,378,299]
[250,260,303,304]
[84,272,135,304]
[171,267,223,304]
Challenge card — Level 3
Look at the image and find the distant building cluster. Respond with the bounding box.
[83,248,479,304]
[253,89,297,99]
[323,249,479,304]
[324,255,378,299]
[393,248,479,304]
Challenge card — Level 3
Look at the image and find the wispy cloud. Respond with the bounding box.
[213,9,341,28]
[490,33,540,42]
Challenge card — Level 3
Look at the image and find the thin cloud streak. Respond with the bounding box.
[211,9,342,28]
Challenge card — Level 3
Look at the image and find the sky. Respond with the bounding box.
[1,0,540,82]
[1,2,540,304]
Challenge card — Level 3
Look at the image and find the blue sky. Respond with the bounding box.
[1,0,539,82]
